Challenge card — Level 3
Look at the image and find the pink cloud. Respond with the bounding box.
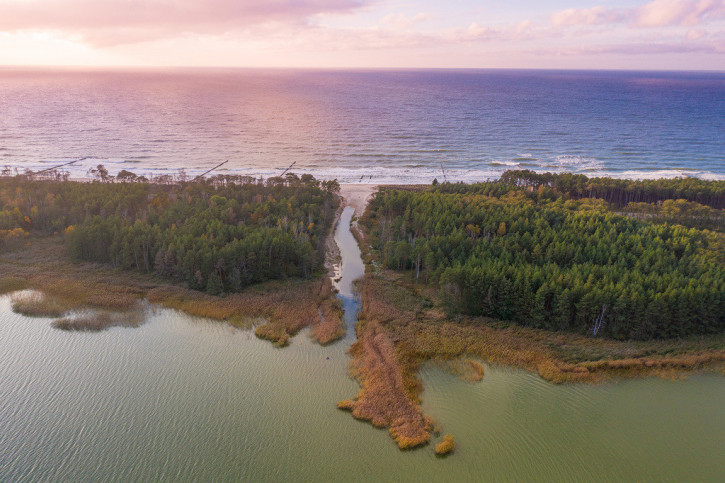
[551,0,725,30]
[548,39,725,56]
[634,0,725,27]
[0,0,366,45]
[550,6,626,28]
[378,13,431,30]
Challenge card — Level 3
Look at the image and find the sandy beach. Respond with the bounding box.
[339,184,377,217]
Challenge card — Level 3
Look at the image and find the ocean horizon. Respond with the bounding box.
[1,67,723,183]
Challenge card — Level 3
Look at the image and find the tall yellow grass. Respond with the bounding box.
[339,319,432,449]
[434,435,455,456]
[359,272,725,384]
[147,279,330,347]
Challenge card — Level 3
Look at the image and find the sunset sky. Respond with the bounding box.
[0,0,723,69]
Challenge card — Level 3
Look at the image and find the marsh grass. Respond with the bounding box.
[0,277,28,295]
[339,319,432,449]
[0,239,144,313]
[361,272,725,384]
[311,278,345,344]
[148,277,335,346]
[312,299,345,345]
[52,310,143,332]
[434,435,455,456]
[338,268,725,451]
[434,359,485,382]
[11,291,69,318]
[1,236,341,344]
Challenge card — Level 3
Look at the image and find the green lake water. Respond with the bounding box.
[1,207,723,481]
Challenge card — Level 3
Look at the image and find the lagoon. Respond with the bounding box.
[0,209,723,482]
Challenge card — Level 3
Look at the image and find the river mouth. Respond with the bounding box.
[1,209,724,481]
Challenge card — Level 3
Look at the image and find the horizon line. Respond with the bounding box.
[1,65,724,74]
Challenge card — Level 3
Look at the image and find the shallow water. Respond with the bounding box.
[1,212,724,481]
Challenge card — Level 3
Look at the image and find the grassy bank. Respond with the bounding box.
[337,266,725,452]
[360,270,725,384]
[335,185,725,453]
[0,235,342,342]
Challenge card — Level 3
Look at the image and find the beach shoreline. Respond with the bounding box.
[339,183,378,216]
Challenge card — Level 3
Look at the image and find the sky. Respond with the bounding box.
[0,0,723,70]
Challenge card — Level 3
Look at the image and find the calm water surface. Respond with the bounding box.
[1,211,724,481]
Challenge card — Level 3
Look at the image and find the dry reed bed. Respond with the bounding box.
[313,298,346,344]
[395,320,725,384]
[435,435,455,456]
[360,272,725,384]
[1,239,147,313]
[7,286,144,332]
[53,311,143,331]
[3,273,142,313]
[11,291,69,317]
[338,319,433,449]
[148,277,342,346]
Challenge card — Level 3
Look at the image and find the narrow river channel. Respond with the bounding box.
[332,206,365,342]
[0,204,723,481]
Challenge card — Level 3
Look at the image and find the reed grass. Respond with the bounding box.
[11,291,68,318]
[312,298,345,345]
[0,276,28,295]
[148,278,334,346]
[360,272,725,384]
[1,236,341,344]
[337,267,725,451]
[434,435,455,456]
[52,310,143,332]
[339,319,432,449]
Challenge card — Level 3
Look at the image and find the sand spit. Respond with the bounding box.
[339,184,378,217]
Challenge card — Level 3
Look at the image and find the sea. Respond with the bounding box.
[0,68,723,183]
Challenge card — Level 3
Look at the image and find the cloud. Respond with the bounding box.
[0,0,367,45]
[551,0,725,30]
[548,39,725,56]
[551,7,626,28]
[378,12,430,30]
[634,0,725,27]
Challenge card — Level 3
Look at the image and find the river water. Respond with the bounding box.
[1,209,723,481]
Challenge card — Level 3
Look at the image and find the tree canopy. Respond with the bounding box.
[0,173,339,295]
[363,180,725,340]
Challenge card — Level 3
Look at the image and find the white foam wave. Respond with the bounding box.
[550,155,604,171]
[6,157,724,184]
[588,169,725,181]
